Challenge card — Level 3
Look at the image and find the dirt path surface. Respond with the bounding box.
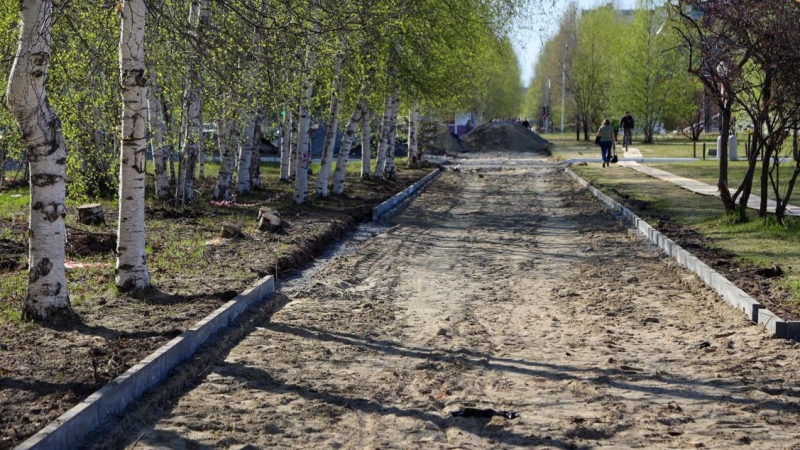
[84,157,800,449]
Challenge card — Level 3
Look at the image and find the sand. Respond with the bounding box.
[83,156,800,449]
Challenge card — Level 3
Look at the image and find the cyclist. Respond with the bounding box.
[620,111,635,150]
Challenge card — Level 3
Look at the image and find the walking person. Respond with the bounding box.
[597,118,615,168]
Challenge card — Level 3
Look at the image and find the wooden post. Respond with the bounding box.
[702,142,706,160]
[693,141,697,158]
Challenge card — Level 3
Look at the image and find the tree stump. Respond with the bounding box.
[220,222,242,238]
[257,208,283,233]
[77,204,105,225]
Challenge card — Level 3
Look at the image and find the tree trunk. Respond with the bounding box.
[7,0,72,320]
[175,0,209,207]
[250,113,262,189]
[293,38,318,205]
[717,98,735,212]
[407,103,419,168]
[116,0,151,291]
[288,110,298,180]
[384,94,399,180]
[332,100,365,195]
[315,56,344,198]
[214,117,237,200]
[236,113,256,194]
[147,68,170,200]
[374,95,393,180]
[280,110,292,182]
[360,106,371,179]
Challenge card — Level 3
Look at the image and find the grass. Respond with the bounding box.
[0,156,418,323]
[569,155,800,303]
[544,131,748,159]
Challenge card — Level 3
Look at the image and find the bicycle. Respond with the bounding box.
[622,128,632,152]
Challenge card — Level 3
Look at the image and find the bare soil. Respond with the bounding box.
[80,159,800,449]
[0,166,433,450]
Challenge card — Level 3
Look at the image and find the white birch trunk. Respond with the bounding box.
[360,106,371,179]
[293,40,318,204]
[116,0,151,290]
[315,56,344,198]
[407,103,419,168]
[236,114,256,194]
[214,117,237,200]
[7,0,71,319]
[147,67,170,199]
[288,110,298,180]
[250,113,262,189]
[384,94,399,180]
[374,95,392,180]
[332,100,365,195]
[175,0,209,206]
[279,110,292,181]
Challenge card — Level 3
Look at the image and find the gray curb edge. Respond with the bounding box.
[372,168,442,221]
[14,276,276,450]
[564,167,800,341]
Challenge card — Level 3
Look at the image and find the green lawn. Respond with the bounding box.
[569,154,800,306]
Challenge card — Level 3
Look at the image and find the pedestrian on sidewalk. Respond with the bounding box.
[597,119,616,167]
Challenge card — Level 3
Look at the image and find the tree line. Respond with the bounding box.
[527,0,800,222]
[1,0,525,321]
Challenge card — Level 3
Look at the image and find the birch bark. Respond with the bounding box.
[315,54,344,198]
[384,94,399,179]
[279,110,292,181]
[7,0,71,319]
[407,103,419,168]
[293,34,318,204]
[250,113,262,189]
[147,68,170,199]
[116,0,151,290]
[175,0,209,206]
[236,113,256,194]
[332,100,365,195]
[288,110,298,180]
[360,106,371,179]
[214,116,237,200]
[374,95,392,180]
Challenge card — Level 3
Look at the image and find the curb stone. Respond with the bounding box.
[14,275,276,450]
[564,167,800,341]
[372,168,442,221]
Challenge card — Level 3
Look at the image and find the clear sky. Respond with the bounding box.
[512,0,637,87]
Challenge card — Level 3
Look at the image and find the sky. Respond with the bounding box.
[512,0,637,87]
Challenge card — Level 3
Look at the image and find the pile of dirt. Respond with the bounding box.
[463,122,550,154]
[428,132,474,154]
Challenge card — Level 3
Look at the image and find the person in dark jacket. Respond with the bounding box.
[620,111,635,147]
[597,118,615,168]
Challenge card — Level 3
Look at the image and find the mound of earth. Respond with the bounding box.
[428,132,474,154]
[463,122,550,153]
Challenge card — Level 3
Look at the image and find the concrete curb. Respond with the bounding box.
[372,168,442,221]
[564,167,800,341]
[14,276,276,450]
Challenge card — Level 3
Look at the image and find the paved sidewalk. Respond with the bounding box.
[619,151,800,217]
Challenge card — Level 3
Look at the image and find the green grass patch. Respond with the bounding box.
[570,160,800,303]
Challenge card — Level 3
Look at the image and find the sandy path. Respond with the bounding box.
[86,159,800,449]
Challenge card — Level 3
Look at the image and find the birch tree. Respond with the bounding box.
[315,48,345,198]
[147,67,171,200]
[332,100,365,195]
[116,0,151,290]
[175,0,210,206]
[360,106,371,179]
[236,113,256,194]
[373,94,393,180]
[279,110,292,182]
[293,27,318,205]
[7,0,71,320]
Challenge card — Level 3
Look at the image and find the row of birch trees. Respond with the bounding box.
[2,0,525,320]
